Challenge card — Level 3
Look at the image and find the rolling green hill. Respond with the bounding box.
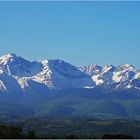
[0,88,140,120]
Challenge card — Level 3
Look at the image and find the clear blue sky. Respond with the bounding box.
[0,1,140,67]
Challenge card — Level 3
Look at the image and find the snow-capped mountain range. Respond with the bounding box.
[0,53,140,93]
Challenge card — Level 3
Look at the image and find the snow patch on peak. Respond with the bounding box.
[134,71,140,79]
[116,64,136,71]
[2,53,17,58]
[112,72,122,82]
[41,59,49,65]
[0,80,7,91]
[0,53,17,65]
[79,64,102,76]
[16,78,29,89]
[6,53,17,57]
[0,70,3,74]
[92,75,103,85]
[102,65,115,73]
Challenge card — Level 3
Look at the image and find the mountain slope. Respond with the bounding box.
[32,59,94,89]
[0,53,94,92]
[79,64,140,90]
[0,53,42,77]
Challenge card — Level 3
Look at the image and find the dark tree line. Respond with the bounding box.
[0,125,37,139]
[0,124,134,139]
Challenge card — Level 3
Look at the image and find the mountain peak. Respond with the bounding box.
[116,63,136,71]
[7,53,17,57]
[0,53,18,65]
[123,63,135,68]
[1,52,20,59]
[0,53,42,77]
[2,53,18,59]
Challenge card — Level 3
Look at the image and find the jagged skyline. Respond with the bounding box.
[0,53,139,92]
